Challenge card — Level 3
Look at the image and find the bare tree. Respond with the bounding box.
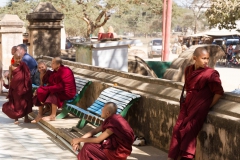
[76,0,112,37]
[180,0,209,33]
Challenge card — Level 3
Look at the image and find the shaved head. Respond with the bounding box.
[193,47,208,57]
[105,102,117,115]
[13,51,21,58]
[53,57,62,65]
[11,46,17,55]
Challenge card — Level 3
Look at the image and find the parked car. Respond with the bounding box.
[148,38,162,58]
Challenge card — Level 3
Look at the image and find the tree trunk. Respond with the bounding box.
[194,18,197,34]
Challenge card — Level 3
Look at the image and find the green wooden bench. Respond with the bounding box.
[65,87,141,129]
[55,76,92,119]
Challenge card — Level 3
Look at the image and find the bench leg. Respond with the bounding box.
[56,107,69,119]
[76,119,87,129]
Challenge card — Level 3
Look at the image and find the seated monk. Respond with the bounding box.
[31,61,53,123]
[33,57,76,122]
[2,52,33,124]
[71,102,135,160]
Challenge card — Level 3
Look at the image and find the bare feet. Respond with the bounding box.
[24,115,31,123]
[31,115,43,123]
[14,119,19,124]
[42,105,51,115]
[42,116,56,121]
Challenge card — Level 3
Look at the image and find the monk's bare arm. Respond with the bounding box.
[71,129,113,145]
[8,65,12,85]
[210,94,222,108]
[81,126,102,138]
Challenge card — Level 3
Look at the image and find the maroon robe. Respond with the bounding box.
[168,65,224,159]
[36,65,76,108]
[78,114,135,160]
[42,70,52,85]
[2,62,33,119]
[33,70,52,106]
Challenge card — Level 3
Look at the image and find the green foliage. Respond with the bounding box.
[206,0,240,29]
[0,0,37,26]
[0,0,188,37]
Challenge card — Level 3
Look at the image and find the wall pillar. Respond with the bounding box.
[0,14,24,93]
[27,2,64,57]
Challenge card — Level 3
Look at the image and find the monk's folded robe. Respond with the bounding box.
[36,65,76,108]
[168,65,224,159]
[2,62,33,119]
[42,70,52,85]
[78,114,134,160]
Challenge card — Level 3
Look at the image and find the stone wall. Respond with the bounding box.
[40,56,240,160]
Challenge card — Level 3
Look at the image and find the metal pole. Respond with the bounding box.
[163,0,172,61]
[162,0,167,61]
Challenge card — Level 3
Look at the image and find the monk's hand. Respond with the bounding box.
[33,91,36,96]
[72,144,80,152]
[71,138,80,146]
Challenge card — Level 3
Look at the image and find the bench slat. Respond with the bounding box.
[93,100,124,111]
[104,87,140,98]
[74,77,89,83]
[76,81,88,86]
[96,97,126,107]
[97,96,127,107]
[98,94,131,104]
[101,92,133,102]
[102,89,136,99]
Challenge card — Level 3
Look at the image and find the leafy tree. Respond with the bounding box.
[205,0,240,30]
[0,0,37,26]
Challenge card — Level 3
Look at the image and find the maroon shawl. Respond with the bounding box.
[102,114,134,160]
[36,65,76,108]
[2,62,33,119]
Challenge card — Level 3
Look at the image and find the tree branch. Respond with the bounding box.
[95,13,110,28]
[95,10,106,23]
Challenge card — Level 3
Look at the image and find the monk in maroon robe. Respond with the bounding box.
[2,52,32,124]
[33,57,76,122]
[71,102,135,160]
[168,47,224,160]
[31,62,52,123]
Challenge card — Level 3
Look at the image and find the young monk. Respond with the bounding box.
[32,61,52,123]
[3,46,17,89]
[2,52,33,124]
[71,102,135,160]
[168,47,224,160]
[34,57,76,121]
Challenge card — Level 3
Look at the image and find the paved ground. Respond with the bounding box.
[0,96,76,160]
